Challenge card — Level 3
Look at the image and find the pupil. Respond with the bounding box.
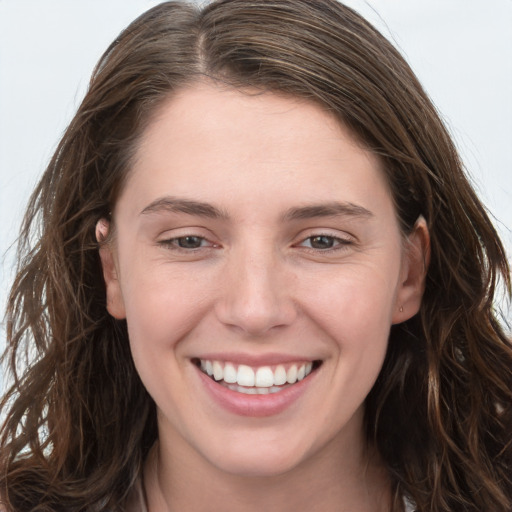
[178,236,202,248]
[311,236,334,249]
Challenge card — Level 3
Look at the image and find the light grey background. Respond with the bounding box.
[1,1,511,370]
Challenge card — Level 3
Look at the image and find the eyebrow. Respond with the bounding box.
[140,196,373,222]
[281,202,373,222]
[140,196,228,219]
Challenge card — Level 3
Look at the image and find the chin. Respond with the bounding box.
[203,438,309,478]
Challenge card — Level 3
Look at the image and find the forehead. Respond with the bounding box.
[119,82,393,221]
[135,82,374,164]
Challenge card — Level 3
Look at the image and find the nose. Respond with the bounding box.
[215,245,297,336]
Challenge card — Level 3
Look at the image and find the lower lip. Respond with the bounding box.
[195,366,316,417]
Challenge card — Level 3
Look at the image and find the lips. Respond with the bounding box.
[193,357,321,396]
[193,356,321,416]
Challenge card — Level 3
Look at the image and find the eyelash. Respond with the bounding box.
[158,235,216,251]
[295,234,353,253]
[158,233,353,254]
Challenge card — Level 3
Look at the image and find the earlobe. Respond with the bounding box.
[96,218,126,320]
[392,216,430,324]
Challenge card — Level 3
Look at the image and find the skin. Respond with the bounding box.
[98,83,429,512]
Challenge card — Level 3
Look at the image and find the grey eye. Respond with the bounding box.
[176,236,204,249]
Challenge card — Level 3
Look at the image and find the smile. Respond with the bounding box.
[194,358,320,395]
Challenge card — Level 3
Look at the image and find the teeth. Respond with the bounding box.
[198,359,316,389]
[237,365,255,387]
[255,367,274,387]
[223,363,237,384]
[274,365,287,386]
[226,384,285,395]
[286,365,298,384]
[213,361,223,381]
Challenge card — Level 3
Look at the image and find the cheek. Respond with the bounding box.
[120,263,212,358]
[300,262,398,391]
[302,263,399,340]
[302,269,396,419]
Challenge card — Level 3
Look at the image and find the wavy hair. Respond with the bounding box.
[1,1,511,510]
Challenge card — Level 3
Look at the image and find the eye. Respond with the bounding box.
[175,236,206,249]
[298,234,352,251]
[159,235,213,250]
[307,235,337,249]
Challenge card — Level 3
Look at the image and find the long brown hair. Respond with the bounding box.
[1,1,510,510]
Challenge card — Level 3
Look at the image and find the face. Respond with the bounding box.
[99,83,428,478]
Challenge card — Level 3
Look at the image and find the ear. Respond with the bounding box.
[392,216,430,324]
[96,218,126,320]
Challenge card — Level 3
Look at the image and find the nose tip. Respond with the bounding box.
[221,294,292,336]
[214,256,296,336]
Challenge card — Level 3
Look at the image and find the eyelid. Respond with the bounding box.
[295,228,355,243]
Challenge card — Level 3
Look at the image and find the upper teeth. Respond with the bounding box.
[200,360,314,387]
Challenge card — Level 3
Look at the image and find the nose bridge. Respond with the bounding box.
[216,239,295,335]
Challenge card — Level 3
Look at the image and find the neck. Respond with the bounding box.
[143,430,392,512]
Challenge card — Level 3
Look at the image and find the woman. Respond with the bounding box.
[1,1,510,511]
